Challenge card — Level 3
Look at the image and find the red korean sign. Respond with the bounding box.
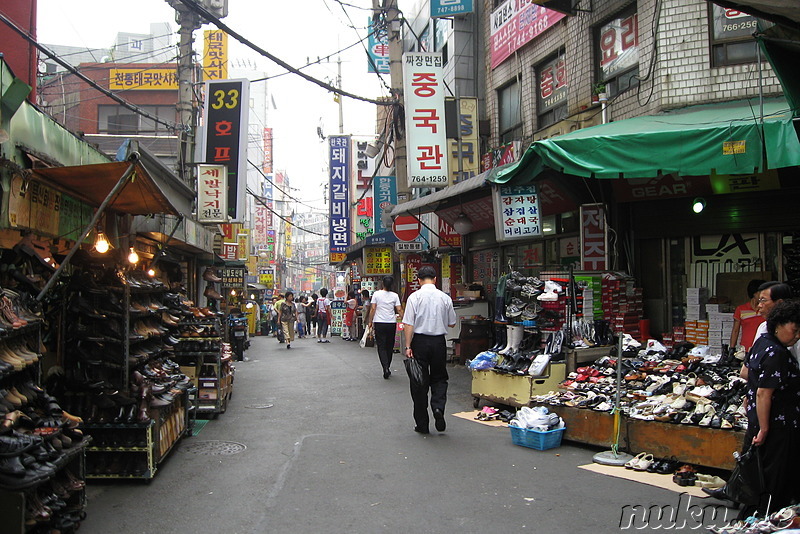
[403,52,449,188]
[438,218,461,248]
[580,204,607,271]
[201,79,249,221]
[490,1,565,69]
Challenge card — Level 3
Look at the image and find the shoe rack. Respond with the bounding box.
[170,310,234,418]
[0,296,90,533]
[60,268,191,481]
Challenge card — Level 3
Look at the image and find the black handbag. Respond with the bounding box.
[725,445,766,506]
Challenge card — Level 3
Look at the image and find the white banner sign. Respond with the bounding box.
[197,164,228,222]
[403,52,449,188]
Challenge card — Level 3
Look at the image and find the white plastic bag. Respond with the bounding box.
[359,325,373,348]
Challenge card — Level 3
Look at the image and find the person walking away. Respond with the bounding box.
[343,290,358,341]
[316,288,331,343]
[277,291,297,349]
[270,295,282,342]
[296,296,308,338]
[369,276,402,379]
[260,300,271,336]
[359,289,371,340]
[307,294,318,337]
[402,266,456,434]
[730,279,767,352]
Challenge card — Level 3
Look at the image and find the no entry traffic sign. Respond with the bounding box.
[392,215,421,242]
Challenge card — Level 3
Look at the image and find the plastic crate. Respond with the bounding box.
[509,424,565,451]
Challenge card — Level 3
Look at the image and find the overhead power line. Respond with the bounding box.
[246,187,327,237]
[173,0,394,106]
[0,11,181,131]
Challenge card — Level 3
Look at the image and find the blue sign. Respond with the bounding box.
[431,0,473,17]
[329,136,351,254]
[373,175,397,235]
[367,19,390,74]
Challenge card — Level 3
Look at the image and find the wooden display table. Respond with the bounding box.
[471,363,567,408]
[540,405,745,470]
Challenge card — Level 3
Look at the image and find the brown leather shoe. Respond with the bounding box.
[203,267,222,283]
[204,286,222,301]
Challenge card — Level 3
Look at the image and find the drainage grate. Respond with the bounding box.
[183,440,246,456]
[244,403,274,409]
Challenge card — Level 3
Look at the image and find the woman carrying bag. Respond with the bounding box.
[368,276,402,379]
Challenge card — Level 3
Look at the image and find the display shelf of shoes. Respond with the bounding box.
[0,308,90,533]
[0,439,89,534]
[83,420,157,479]
[171,316,233,417]
[65,270,189,480]
[471,362,567,408]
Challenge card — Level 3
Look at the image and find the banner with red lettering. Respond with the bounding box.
[580,204,607,271]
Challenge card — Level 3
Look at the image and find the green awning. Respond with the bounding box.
[489,98,800,184]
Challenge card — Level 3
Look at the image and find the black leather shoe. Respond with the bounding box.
[383,369,391,379]
[414,426,429,434]
[433,409,446,432]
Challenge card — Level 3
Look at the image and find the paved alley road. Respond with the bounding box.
[79,335,731,533]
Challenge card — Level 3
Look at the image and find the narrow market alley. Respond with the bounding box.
[74,335,735,534]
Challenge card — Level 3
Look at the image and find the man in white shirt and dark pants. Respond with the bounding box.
[402,266,457,434]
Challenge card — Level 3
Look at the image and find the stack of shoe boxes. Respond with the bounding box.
[684,287,709,346]
[574,275,602,319]
[706,303,734,354]
[602,275,644,340]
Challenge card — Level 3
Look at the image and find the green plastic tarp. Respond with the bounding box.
[488,98,800,184]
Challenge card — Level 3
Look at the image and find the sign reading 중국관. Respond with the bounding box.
[403,52,449,188]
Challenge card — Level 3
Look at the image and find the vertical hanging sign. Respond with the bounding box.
[373,176,397,235]
[201,79,249,221]
[262,127,273,173]
[580,204,608,271]
[196,163,228,222]
[403,52,449,188]
[367,18,390,74]
[329,135,351,264]
[352,137,375,242]
[203,29,228,81]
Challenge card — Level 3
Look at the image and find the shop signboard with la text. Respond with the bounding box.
[403,53,449,188]
[201,79,249,221]
[490,1,565,69]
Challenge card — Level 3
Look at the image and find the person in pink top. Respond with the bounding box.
[730,279,767,351]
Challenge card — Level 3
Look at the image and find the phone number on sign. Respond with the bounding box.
[409,175,449,184]
[722,20,756,31]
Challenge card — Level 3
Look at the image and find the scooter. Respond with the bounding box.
[229,316,249,361]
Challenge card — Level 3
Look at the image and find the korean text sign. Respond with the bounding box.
[367,18,390,74]
[492,185,542,241]
[202,79,249,221]
[403,53,449,188]
[363,246,393,276]
[329,136,351,260]
[197,164,228,222]
[490,1,564,69]
[431,0,473,17]
[373,176,397,235]
[580,204,607,271]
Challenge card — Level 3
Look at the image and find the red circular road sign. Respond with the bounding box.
[392,215,421,242]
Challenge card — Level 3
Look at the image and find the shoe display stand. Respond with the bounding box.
[61,269,190,481]
[171,315,233,418]
[471,361,567,408]
[0,316,90,533]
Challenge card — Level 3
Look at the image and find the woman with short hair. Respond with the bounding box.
[368,276,402,379]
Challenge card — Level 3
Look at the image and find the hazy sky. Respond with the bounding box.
[36,0,396,208]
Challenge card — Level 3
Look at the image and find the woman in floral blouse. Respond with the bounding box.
[743,298,800,512]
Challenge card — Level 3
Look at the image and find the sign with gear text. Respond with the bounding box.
[403,52,449,188]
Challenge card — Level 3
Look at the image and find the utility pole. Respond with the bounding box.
[337,56,344,134]
[168,0,201,186]
[383,0,409,197]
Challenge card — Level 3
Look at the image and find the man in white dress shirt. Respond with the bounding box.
[402,266,457,434]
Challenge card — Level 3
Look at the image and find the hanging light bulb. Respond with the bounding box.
[94,231,110,254]
[147,268,156,277]
[230,289,237,296]
[452,212,474,235]
[250,293,255,300]
[692,197,706,214]
[128,247,140,264]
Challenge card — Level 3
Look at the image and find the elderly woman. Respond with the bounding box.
[742,298,800,513]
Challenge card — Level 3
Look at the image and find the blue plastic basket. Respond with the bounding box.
[509,425,565,451]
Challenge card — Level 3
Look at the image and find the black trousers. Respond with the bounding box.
[373,322,396,373]
[409,333,448,429]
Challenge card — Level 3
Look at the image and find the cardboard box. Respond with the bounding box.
[198,388,218,400]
